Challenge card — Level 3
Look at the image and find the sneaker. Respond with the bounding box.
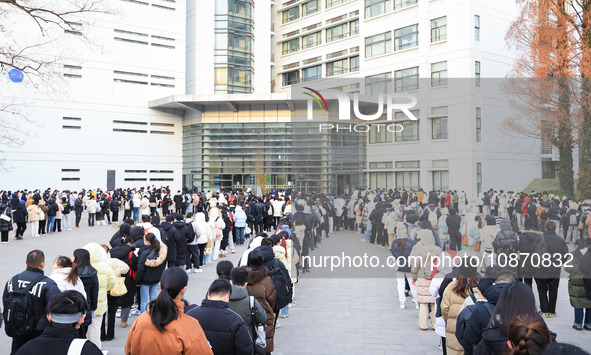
[573,324,583,331]
[76,226,81,229]
[280,314,288,319]
[584,325,591,331]
[275,322,281,329]
[131,309,140,316]
[231,249,236,254]
[185,268,192,274]
[116,310,121,318]
[416,303,420,310]
[400,304,406,310]
[68,228,72,231]
[540,313,550,318]
[195,269,203,273]
[360,238,366,242]
[547,313,556,318]
[288,303,295,308]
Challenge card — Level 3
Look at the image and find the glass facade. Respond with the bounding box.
[183,112,366,194]
[214,0,254,93]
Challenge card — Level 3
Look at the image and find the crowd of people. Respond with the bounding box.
[0,186,591,354]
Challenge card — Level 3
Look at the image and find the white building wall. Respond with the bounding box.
[0,0,186,191]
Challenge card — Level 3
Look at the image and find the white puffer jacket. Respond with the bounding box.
[49,267,87,300]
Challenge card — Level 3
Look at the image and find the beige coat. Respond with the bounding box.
[27,204,42,222]
[441,280,470,355]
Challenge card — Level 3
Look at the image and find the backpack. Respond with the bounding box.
[496,229,518,256]
[534,234,549,257]
[456,294,494,345]
[570,212,578,226]
[268,260,292,313]
[427,207,438,226]
[185,221,196,244]
[3,275,46,338]
[149,195,156,203]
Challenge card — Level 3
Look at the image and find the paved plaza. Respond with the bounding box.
[0,220,589,354]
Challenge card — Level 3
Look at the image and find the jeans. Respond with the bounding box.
[133,208,140,222]
[567,225,578,242]
[363,229,371,241]
[538,221,546,233]
[46,216,55,233]
[517,213,524,226]
[62,214,71,229]
[235,227,245,245]
[140,283,159,313]
[75,211,82,227]
[433,228,442,248]
[121,306,131,322]
[185,204,192,215]
[280,304,289,317]
[88,213,95,226]
[186,244,200,269]
[574,308,591,326]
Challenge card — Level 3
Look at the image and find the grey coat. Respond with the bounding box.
[229,285,267,334]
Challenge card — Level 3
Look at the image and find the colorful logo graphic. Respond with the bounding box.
[303,87,328,111]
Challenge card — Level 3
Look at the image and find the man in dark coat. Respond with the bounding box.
[252,199,265,234]
[187,280,252,355]
[161,214,183,269]
[369,202,386,246]
[534,220,569,317]
[3,250,60,354]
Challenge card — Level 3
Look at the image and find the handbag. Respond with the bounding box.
[110,276,127,297]
[461,223,468,246]
[249,295,266,354]
[474,240,481,252]
[0,209,11,222]
[38,207,45,220]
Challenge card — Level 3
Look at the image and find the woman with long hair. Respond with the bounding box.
[247,250,277,354]
[136,232,168,314]
[49,255,87,298]
[442,261,480,355]
[125,268,212,354]
[507,314,552,354]
[474,282,550,354]
[73,248,99,339]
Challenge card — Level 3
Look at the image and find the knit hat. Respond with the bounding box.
[485,215,496,225]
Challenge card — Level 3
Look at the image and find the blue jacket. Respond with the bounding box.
[390,238,415,273]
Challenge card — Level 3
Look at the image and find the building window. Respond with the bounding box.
[121,0,149,5]
[476,107,481,142]
[150,178,174,181]
[282,6,299,24]
[150,130,175,135]
[365,72,392,96]
[475,61,481,87]
[326,0,350,8]
[433,171,449,191]
[365,0,391,19]
[394,24,418,51]
[114,29,148,37]
[152,35,175,41]
[302,65,321,81]
[431,106,448,140]
[151,43,175,49]
[394,0,417,10]
[369,172,394,189]
[474,15,480,41]
[395,160,420,168]
[431,61,447,87]
[327,58,349,77]
[476,162,482,193]
[394,110,419,142]
[541,123,553,154]
[302,0,319,16]
[369,126,393,143]
[63,125,81,130]
[394,67,418,92]
[113,120,148,125]
[432,159,449,168]
[150,170,174,174]
[369,162,393,169]
[125,170,147,173]
[541,160,556,179]
[395,171,419,190]
[365,31,391,58]
[283,70,300,86]
[326,23,349,42]
[63,117,81,121]
[61,177,80,181]
[113,128,148,133]
[124,178,147,181]
[302,31,321,49]
[282,38,300,55]
[151,122,174,127]
[114,37,148,45]
[151,3,175,10]
[62,169,80,172]
[64,74,82,79]
[114,70,148,77]
[350,19,359,36]
[350,56,359,72]
[431,16,447,42]
[64,64,82,70]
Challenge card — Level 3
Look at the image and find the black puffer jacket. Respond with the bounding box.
[136,243,168,285]
[109,244,137,307]
[460,283,506,355]
[533,230,569,278]
[473,326,508,355]
[517,230,543,277]
[172,220,189,266]
[187,299,252,355]
[14,327,103,355]
[160,222,180,263]
[0,204,13,232]
[13,203,27,223]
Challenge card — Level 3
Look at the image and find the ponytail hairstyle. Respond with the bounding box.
[149,268,188,332]
[508,314,551,355]
[145,233,160,253]
[55,256,79,286]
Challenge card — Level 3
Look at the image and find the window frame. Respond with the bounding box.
[430,16,447,42]
[394,24,418,51]
[365,31,392,58]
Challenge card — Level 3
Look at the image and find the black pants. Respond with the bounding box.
[52,219,61,232]
[167,260,176,268]
[38,220,46,234]
[198,243,206,266]
[1,231,8,242]
[536,277,560,313]
[254,220,263,234]
[123,209,131,220]
[105,211,111,224]
[449,231,461,251]
[112,210,119,222]
[335,215,342,231]
[88,213,95,226]
[75,211,82,227]
[102,294,118,340]
[186,244,200,269]
[150,207,157,217]
[301,230,311,269]
[16,222,26,237]
[175,206,183,215]
[370,223,384,244]
[221,231,229,250]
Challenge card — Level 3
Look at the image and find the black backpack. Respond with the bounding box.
[3,275,45,338]
[268,260,292,313]
[456,294,494,345]
[185,222,196,244]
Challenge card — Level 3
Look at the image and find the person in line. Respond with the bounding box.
[74,193,84,229]
[565,236,591,331]
[195,212,212,268]
[102,246,130,342]
[3,250,60,354]
[108,236,138,328]
[125,268,213,355]
[73,249,99,339]
[14,290,103,355]
[48,256,87,298]
[82,243,116,349]
[161,214,181,268]
[391,225,416,310]
[187,280,252,355]
[136,232,168,314]
[518,217,543,288]
[247,250,277,354]
[38,200,49,235]
[13,201,27,239]
[411,229,442,329]
[26,202,42,238]
[228,267,267,333]
[184,212,203,273]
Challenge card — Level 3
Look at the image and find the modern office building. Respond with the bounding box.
[0,0,562,193]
